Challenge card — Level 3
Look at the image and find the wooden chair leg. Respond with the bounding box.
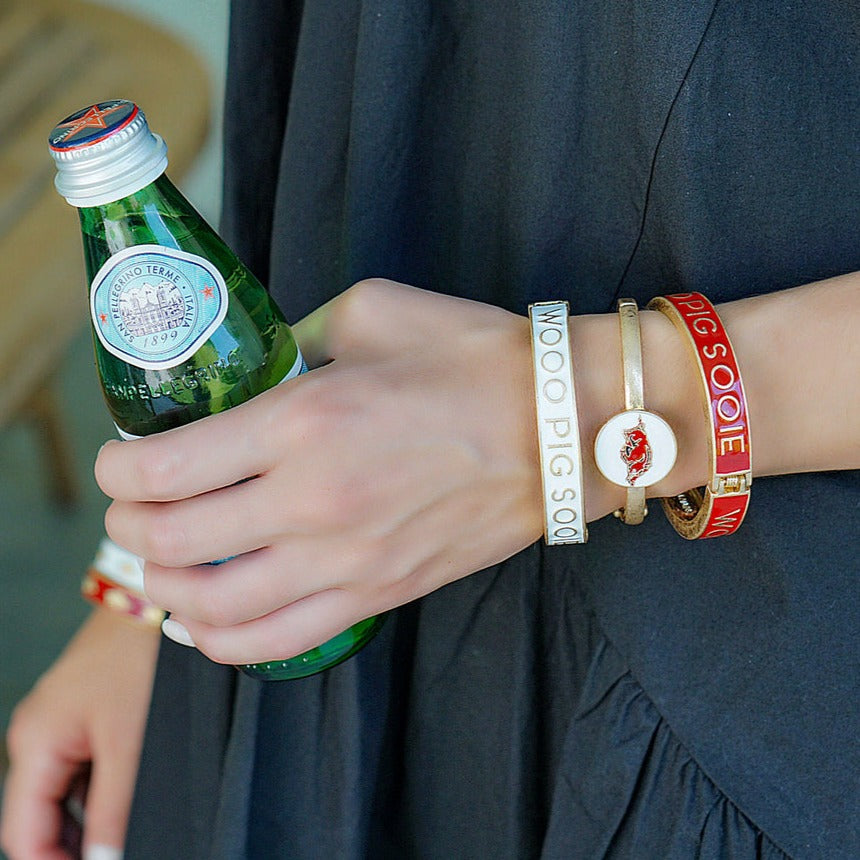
[24,383,78,507]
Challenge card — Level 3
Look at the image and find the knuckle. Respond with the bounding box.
[289,377,361,447]
[135,445,182,499]
[195,590,238,628]
[5,698,40,757]
[296,477,366,532]
[329,278,393,343]
[343,534,388,585]
[93,448,112,495]
[102,503,123,545]
[93,439,125,495]
[327,479,373,527]
[105,502,138,550]
[315,534,389,592]
[139,564,166,608]
[349,277,392,301]
[345,277,389,311]
[140,507,190,566]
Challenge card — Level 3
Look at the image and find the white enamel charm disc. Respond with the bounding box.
[594,409,677,488]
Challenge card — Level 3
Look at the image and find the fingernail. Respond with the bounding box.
[84,846,124,860]
[162,618,196,648]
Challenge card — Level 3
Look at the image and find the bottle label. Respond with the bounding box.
[90,244,229,370]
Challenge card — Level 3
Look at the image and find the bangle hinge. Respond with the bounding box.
[712,471,753,496]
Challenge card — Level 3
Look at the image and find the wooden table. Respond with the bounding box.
[0,0,210,503]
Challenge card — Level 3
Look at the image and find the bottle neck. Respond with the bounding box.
[77,172,205,261]
[78,171,187,220]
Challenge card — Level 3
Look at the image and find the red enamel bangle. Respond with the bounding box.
[647,293,752,539]
[82,569,166,628]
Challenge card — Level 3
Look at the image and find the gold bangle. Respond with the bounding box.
[594,298,677,524]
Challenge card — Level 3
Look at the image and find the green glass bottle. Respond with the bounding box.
[49,99,383,680]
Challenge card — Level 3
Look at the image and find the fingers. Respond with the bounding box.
[80,743,138,857]
[1,611,157,860]
[143,531,383,629]
[0,734,79,860]
[95,279,461,511]
[172,587,381,666]
[94,390,282,503]
[144,548,310,628]
[104,472,282,567]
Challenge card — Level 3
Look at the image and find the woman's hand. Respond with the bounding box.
[94,280,549,665]
[1,608,159,859]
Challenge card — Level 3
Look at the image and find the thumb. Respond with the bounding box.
[290,287,345,369]
[291,278,415,368]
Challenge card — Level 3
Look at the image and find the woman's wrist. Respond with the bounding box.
[87,604,162,639]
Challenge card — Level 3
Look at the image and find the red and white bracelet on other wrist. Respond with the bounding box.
[81,537,165,627]
[648,292,752,539]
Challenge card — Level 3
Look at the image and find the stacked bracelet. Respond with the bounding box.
[82,569,166,627]
[81,537,165,627]
[528,301,587,545]
[528,292,750,544]
[647,293,752,539]
[594,298,677,524]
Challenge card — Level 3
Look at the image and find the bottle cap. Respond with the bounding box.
[48,100,168,207]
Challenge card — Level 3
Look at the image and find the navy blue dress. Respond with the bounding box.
[127,2,860,857]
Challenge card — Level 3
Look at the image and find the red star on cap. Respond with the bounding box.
[201,285,214,299]
[56,103,129,139]
[99,312,108,324]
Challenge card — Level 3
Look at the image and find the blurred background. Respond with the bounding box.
[0,0,229,796]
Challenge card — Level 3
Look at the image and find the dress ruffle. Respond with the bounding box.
[541,633,790,858]
[129,554,794,858]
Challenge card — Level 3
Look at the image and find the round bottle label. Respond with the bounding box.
[90,245,229,370]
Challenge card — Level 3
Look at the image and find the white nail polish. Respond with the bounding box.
[84,845,123,860]
[162,618,196,648]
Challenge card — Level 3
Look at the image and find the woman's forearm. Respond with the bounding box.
[717,271,860,478]
[573,271,860,521]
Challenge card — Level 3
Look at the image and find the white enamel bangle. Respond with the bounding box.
[92,536,145,592]
[594,298,677,524]
[528,301,588,545]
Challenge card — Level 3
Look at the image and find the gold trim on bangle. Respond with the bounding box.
[616,298,647,523]
[647,292,752,539]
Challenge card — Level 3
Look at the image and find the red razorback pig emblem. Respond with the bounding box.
[620,417,652,485]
